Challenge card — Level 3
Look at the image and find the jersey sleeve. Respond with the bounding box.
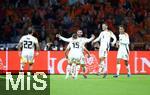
[59,35,72,42]
[34,38,38,44]
[19,36,24,43]
[93,33,101,43]
[83,36,94,43]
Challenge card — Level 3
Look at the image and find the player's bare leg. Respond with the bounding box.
[81,64,87,78]
[74,63,80,80]
[113,59,121,78]
[65,64,71,79]
[20,62,25,72]
[98,57,107,78]
[28,63,33,73]
[125,60,131,77]
[71,63,76,79]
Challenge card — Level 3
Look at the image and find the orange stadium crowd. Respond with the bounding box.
[0,0,149,50]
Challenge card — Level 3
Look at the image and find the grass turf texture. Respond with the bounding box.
[50,75,150,95]
[0,75,50,95]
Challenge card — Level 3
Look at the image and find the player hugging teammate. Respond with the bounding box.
[64,33,90,79]
[56,30,95,79]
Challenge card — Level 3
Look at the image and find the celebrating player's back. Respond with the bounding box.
[65,33,90,79]
[18,27,40,72]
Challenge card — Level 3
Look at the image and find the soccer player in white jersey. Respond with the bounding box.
[113,25,131,78]
[92,23,117,78]
[56,30,94,78]
[65,33,90,79]
[18,27,40,72]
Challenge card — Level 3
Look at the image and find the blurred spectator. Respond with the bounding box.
[44,42,53,50]
[0,0,149,50]
[144,44,150,51]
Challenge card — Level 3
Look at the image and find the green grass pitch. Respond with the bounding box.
[0,75,150,95]
[50,75,150,95]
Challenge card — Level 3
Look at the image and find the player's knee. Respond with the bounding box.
[100,57,105,61]
[124,60,128,66]
[81,64,85,67]
[117,59,121,64]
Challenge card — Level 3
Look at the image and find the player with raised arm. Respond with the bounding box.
[18,27,40,72]
[92,23,117,78]
[64,33,90,79]
[56,30,94,78]
[113,25,131,78]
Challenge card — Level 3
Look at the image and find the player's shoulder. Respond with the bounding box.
[78,37,85,40]
[101,31,105,33]
[108,30,114,34]
[68,37,72,40]
[100,31,105,35]
[119,33,129,37]
[20,35,27,40]
[28,35,38,41]
[28,35,37,39]
[125,33,129,36]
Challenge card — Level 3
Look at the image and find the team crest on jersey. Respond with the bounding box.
[85,54,99,74]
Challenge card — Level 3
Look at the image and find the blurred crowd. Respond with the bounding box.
[0,0,149,50]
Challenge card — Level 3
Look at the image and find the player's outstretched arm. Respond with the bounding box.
[56,34,72,42]
[18,42,22,51]
[83,46,90,57]
[64,47,69,59]
[84,34,95,43]
[92,33,101,44]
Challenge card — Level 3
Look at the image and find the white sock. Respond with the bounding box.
[126,64,131,75]
[20,64,24,71]
[117,64,121,75]
[75,65,80,78]
[65,65,71,79]
[71,63,76,78]
[103,63,107,74]
[98,61,104,73]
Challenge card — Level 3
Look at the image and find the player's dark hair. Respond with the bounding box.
[27,27,33,34]
[72,33,77,39]
[119,25,127,31]
[102,23,108,26]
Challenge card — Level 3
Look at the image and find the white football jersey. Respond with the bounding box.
[67,38,84,59]
[59,35,93,58]
[19,34,38,56]
[94,30,117,51]
[118,33,130,53]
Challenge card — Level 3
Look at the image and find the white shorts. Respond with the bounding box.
[117,50,129,60]
[68,53,82,64]
[21,54,34,64]
[99,50,108,58]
